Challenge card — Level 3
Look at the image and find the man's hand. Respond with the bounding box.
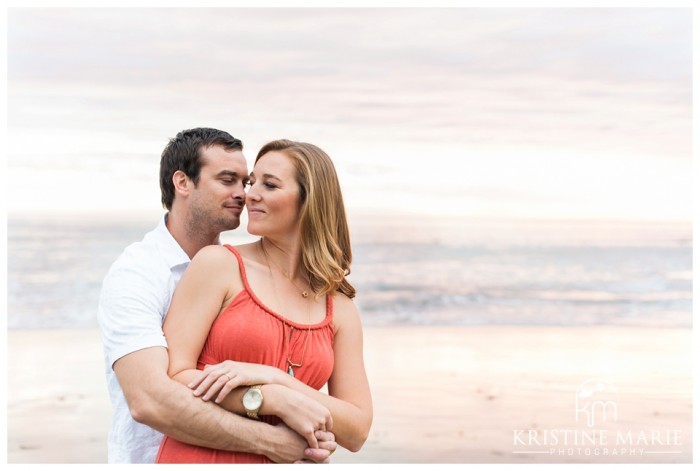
[296,430,338,464]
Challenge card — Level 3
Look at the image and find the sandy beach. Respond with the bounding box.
[6,325,692,464]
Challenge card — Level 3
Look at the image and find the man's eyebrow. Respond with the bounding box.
[216,170,242,178]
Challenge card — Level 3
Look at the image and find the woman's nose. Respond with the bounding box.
[246,185,260,202]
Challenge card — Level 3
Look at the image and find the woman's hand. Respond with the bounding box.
[188,360,284,403]
[264,384,334,449]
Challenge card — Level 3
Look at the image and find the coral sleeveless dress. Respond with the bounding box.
[156,245,335,463]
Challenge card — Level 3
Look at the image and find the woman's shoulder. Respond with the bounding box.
[190,244,239,270]
[331,291,360,319]
[332,290,355,306]
[227,241,260,258]
[330,291,363,336]
[195,243,236,257]
[199,242,264,270]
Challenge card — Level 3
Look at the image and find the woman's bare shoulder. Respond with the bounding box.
[332,291,362,328]
[332,291,356,309]
[190,244,239,271]
[230,241,260,258]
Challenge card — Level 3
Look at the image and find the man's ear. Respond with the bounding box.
[172,170,191,198]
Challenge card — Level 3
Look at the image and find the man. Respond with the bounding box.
[97,128,336,463]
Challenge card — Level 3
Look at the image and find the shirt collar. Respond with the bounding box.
[156,214,191,270]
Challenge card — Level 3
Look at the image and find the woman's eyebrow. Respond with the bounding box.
[250,172,281,181]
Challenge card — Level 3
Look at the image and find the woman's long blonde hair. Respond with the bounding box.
[256,139,355,299]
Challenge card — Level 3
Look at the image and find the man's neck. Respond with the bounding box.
[165,211,219,260]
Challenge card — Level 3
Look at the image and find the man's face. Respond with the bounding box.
[188,145,249,234]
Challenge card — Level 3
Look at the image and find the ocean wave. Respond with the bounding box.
[8,216,693,329]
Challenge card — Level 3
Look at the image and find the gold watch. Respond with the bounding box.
[242,385,263,419]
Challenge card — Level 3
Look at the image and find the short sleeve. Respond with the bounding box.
[97,254,170,369]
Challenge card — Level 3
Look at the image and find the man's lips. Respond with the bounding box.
[224,204,243,213]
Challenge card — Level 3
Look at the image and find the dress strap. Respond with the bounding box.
[223,244,334,328]
[326,292,334,319]
[223,244,252,291]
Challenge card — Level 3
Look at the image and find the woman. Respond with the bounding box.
[156,139,373,463]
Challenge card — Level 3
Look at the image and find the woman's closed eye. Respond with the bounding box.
[250,178,277,190]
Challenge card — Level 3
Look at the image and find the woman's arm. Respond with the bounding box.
[163,245,236,383]
[163,245,333,448]
[276,295,373,452]
[190,294,373,452]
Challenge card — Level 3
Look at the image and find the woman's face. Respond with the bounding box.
[246,151,302,238]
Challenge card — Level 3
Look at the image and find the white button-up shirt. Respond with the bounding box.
[97,215,190,463]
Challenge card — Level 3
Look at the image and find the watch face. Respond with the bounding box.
[243,388,263,410]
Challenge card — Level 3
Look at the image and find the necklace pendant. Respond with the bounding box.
[287,366,295,377]
[302,291,309,298]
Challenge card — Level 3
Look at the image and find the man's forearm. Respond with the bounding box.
[142,379,312,463]
[170,368,337,460]
[142,378,270,454]
[114,347,301,461]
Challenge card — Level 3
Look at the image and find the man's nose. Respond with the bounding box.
[232,181,247,199]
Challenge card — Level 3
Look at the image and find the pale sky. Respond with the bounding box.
[5,5,694,221]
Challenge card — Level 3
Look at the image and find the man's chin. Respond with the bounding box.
[217,217,241,232]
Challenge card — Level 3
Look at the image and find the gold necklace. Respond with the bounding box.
[259,239,312,377]
[259,239,311,298]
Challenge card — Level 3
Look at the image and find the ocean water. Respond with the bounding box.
[7,214,692,329]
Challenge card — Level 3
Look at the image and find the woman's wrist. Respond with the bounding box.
[274,368,296,389]
[271,366,290,386]
[259,383,288,417]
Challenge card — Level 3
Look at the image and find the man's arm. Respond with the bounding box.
[181,295,373,452]
[98,245,333,463]
[113,346,332,463]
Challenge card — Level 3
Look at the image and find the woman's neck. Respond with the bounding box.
[261,236,304,280]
